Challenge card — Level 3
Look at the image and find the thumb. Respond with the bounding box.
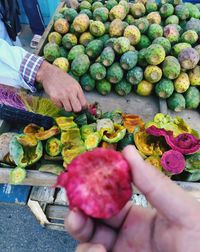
[122,145,200,224]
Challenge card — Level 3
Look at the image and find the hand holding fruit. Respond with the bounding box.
[65,146,200,252]
[36,61,87,112]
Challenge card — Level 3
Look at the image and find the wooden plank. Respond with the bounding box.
[28,199,50,226]
[45,223,65,232]
[54,188,69,206]
[35,1,65,56]
[30,186,55,203]
[0,168,57,186]
[45,204,68,220]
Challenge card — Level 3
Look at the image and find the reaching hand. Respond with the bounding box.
[65,145,200,252]
[36,61,87,112]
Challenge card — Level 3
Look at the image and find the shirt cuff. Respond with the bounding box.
[20,53,44,91]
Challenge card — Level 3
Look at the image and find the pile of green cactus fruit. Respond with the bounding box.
[43,0,200,112]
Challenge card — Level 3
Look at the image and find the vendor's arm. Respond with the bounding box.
[0,39,87,112]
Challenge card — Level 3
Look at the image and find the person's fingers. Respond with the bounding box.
[69,95,82,112]
[61,96,72,112]
[65,210,94,242]
[77,89,87,108]
[90,224,116,251]
[122,145,200,225]
[103,201,132,229]
[76,243,106,252]
[51,97,63,109]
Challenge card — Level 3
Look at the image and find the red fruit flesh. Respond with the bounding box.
[161,150,185,174]
[56,148,132,219]
[146,126,200,154]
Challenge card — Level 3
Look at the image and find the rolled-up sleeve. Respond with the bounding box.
[0,39,44,92]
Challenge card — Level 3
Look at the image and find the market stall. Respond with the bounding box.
[0,0,200,229]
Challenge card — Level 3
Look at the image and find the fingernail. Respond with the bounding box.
[88,244,105,252]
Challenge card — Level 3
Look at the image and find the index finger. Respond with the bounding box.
[77,89,87,109]
[123,145,200,225]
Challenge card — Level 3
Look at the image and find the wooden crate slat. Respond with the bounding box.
[54,188,69,206]
[45,204,68,220]
[30,186,56,203]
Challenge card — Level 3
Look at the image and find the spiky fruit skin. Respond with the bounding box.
[72,14,90,33]
[71,54,90,76]
[126,66,143,85]
[80,9,93,19]
[160,3,174,18]
[79,32,94,47]
[134,17,149,34]
[189,66,200,86]
[80,74,95,91]
[64,8,78,23]
[130,3,146,18]
[167,93,186,112]
[53,57,69,72]
[138,48,148,67]
[137,35,151,49]
[145,44,165,65]
[155,78,174,98]
[80,1,92,10]
[89,21,105,37]
[109,4,127,20]
[92,2,104,12]
[106,63,124,84]
[62,33,77,49]
[114,80,132,96]
[54,13,64,22]
[165,15,179,25]
[136,80,153,96]
[144,66,162,83]
[147,12,161,24]
[185,2,200,19]
[48,32,62,45]
[186,18,200,36]
[104,22,111,34]
[104,38,117,48]
[175,5,189,20]
[184,87,200,109]
[90,63,106,80]
[68,45,85,61]
[86,39,104,59]
[60,46,68,58]
[152,37,171,55]
[99,34,110,46]
[172,43,191,57]
[54,18,69,34]
[148,24,163,41]
[181,30,198,45]
[96,80,112,95]
[125,15,135,25]
[57,148,132,219]
[174,72,190,93]
[68,71,80,82]
[162,56,181,80]
[146,0,158,14]
[109,19,125,37]
[124,25,141,46]
[106,0,118,11]
[178,48,200,70]
[164,24,179,43]
[43,43,60,62]
[100,47,115,67]
[113,37,130,54]
[120,51,138,70]
[119,0,130,14]
[195,45,200,57]
[93,7,109,22]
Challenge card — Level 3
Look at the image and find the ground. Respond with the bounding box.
[0,25,77,252]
